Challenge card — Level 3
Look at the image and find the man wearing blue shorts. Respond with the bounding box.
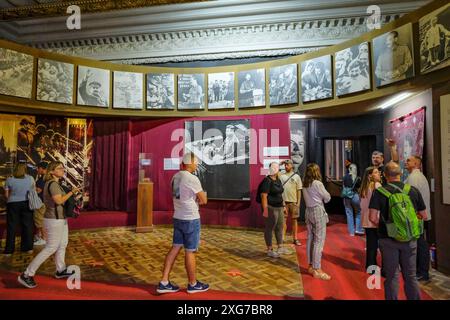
[157,152,209,294]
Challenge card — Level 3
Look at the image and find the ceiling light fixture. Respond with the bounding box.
[378,92,414,109]
[289,114,306,119]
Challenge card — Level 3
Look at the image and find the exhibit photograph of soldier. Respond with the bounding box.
[238,69,265,108]
[207,72,235,109]
[269,64,298,106]
[419,3,450,74]
[113,71,143,109]
[36,59,74,104]
[178,74,205,109]
[335,43,371,96]
[146,73,175,109]
[301,55,333,102]
[0,48,33,99]
[373,24,414,87]
[77,66,109,107]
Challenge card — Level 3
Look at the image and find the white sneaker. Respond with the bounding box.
[267,250,280,258]
[277,247,293,255]
[33,238,46,246]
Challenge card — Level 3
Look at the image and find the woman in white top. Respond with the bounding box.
[359,166,382,271]
[302,163,331,280]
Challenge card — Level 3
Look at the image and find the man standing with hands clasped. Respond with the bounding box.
[157,153,209,294]
[280,159,302,247]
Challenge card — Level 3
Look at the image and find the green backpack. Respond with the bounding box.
[377,183,423,242]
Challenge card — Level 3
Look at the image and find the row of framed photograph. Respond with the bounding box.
[0,3,449,110]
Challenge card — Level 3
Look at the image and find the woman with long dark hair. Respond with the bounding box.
[18,161,79,288]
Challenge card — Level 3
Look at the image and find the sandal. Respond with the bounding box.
[308,266,315,275]
[313,270,331,281]
[293,239,301,246]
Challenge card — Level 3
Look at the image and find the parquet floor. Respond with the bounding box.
[0,226,303,298]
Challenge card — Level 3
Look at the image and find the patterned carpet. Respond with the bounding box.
[0,226,303,298]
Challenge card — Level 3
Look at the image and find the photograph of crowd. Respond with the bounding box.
[207,72,235,109]
[0,48,33,99]
[113,71,143,109]
[238,69,265,108]
[37,59,74,104]
[269,64,298,106]
[178,74,205,109]
[373,23,414,87]
[301,55,333,102]
[419,3,450,74]
[146,73,175,109]
[77,66,110,107]
[335,43,371,96]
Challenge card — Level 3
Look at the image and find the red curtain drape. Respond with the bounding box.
[88,120,130,211]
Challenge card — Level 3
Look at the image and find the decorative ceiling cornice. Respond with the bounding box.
[0,0,208,21]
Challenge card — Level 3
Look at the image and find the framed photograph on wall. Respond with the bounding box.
[77,66,110,107]
[37,58,74,104]
[373,23,414,87]
[207,72,235,109]
[177,74,205,110]
[184,119,250,200]
[0,48,33,99]
[269,64,297,106]
[113,71,143,109]
[419,3,450,75]
[238,69,265,108]
[335,42,371,96]
[146,73,175,109]
[289,119,308,177]
[301,55,333,102]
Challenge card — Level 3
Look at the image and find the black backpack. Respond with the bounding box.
[48,181,82,219]
[256,176,271,203]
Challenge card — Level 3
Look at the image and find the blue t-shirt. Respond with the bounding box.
[5,175,34,203]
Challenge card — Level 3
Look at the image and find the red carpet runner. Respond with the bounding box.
[0,214,432,300]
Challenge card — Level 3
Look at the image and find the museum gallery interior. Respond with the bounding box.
[0,0,450,301]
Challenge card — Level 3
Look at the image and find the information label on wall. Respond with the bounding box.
[263,146,289,157]
[164,158,180,171]
[441,94,450,204]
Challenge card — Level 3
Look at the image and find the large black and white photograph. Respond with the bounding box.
[269,64,297,106]
[335,43,371,96]
[0,48,33,99]
[290,119,308,177]
[77,66,109,107]
[373,23,414,87]
[178,74,205,109]
[146,73,175,109]
[419,3,450,75]
[238,69,265,108]
[113,71,143,109]
[301,55,333,102]
[207,72,235,109]
[184,120,250,200]
[37,59,74,104]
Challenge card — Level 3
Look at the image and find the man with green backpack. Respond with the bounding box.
[369,162,428,300]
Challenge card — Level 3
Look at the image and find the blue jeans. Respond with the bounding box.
[172,218,201,252]
[343,194,363,235]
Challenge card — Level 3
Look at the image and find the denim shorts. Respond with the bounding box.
[172,218,201,252]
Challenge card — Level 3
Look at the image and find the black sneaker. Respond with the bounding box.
[55,269,75,279]
[17,273,37,289]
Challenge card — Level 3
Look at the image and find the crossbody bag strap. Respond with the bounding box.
[282,173,297,186]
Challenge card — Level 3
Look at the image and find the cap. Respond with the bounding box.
[37,161,48,169]
[283,159,293,165]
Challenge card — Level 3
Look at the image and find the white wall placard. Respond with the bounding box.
[164,158,180,170]
[263,146,289,156]
[440,94,450,204]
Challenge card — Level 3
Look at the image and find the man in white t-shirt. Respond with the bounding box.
[280,159,303,247]
[157,153,209,294]
[405,155,431,281]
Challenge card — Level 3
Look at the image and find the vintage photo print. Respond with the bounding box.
[37,58,74,104]
[419,3,450,74]
[238,69,265,108]
[0,48,33,99]
[301,55,333,102]
[146,73,175,109]
[335,42,371,96]
[269,64,298,106]
[177,74,205,110]
[77,66,110,107]
[207,72,235,109]
[113,71,143,109]
[373,23,414,87]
